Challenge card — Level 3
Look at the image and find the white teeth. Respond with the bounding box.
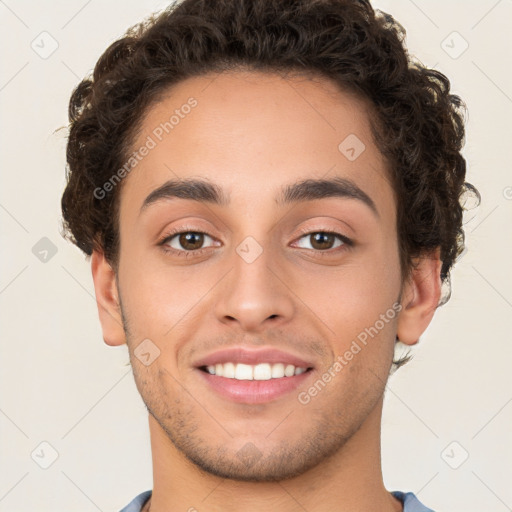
[271,363,285,378]
[284,364,295,377]
[253,363,272,380]
[223,362,235,378]
[204,362,308,380]
[235,363,253,380]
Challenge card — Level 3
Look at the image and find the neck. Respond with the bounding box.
[144,396,402,512]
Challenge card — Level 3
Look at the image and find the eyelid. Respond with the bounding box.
[159,225,220,249]
[292,226,353,246]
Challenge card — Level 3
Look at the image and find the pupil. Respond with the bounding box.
[180,232,203,250]
[312,233,333,250]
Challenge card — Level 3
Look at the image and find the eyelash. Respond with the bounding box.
[158,226,354,258]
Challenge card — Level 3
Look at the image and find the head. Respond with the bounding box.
[61,0,477,482]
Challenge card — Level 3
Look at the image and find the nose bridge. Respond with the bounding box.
[213,233,295,331]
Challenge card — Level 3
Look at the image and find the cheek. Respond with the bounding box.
[296,264,400,410]
[118,250,223,348]
[296,244,401,375]
[119,269,186,336]
[300,243,400,334]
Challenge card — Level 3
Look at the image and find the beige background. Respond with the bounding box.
[0,1,511,511]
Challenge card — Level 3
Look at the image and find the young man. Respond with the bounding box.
[61,0,477,510]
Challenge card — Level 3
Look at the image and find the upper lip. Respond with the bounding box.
[193,347,315,369]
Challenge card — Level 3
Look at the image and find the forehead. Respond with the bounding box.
[121,70,394,220]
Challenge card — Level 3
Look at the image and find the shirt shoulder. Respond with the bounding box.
[391,490,436,512]
[118,490,152,512]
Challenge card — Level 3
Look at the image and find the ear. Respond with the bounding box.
[397,248,442,346]
[90,250,126,346]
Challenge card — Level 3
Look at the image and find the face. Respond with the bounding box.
[114,71,403,481]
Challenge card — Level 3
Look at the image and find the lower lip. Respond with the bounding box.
[197,369,313,404]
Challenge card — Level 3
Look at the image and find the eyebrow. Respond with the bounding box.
[140,176,378,217]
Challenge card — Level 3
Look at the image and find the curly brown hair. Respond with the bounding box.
[61,0,478,307]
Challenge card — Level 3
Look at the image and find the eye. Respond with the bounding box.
[293,231,351,251]
[158,228,353,258]
[161,230,217,254]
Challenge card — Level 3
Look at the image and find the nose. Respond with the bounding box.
[213,238,295,333]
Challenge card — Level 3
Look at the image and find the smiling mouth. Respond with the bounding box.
[199,362,314,380]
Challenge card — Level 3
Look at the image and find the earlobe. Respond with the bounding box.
[90,250,126,346]
[396,249,442,346]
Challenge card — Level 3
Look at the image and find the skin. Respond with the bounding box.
[91,71,441,512]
